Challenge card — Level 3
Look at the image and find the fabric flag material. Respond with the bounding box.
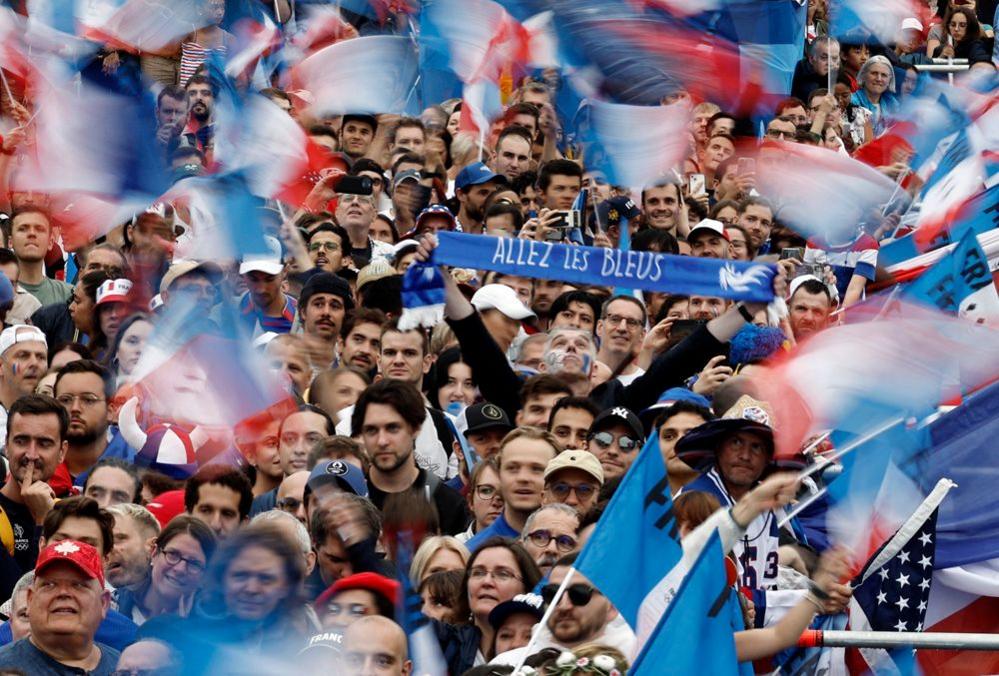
[78,0,211,53]
[629,530,749,676]
[582,98,691,188]
[225,13,281,79]
[847,479,953,675]
[573,433,683,629]
[922,558,999,675]
[903,228,999,322]
[459,79,504,137]
[290,35,420,116]
[428,232,776,302]
[828,0,922,45]
[394,533,448,676]
[754,141,897,248]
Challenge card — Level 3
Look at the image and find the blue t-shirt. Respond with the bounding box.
[0,638,120,675]
[72,428,137,488]
[466,512,520,551]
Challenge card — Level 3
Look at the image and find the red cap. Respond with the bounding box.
[145,489,187,529]
[36,540,105,587]
[315,572,401,611]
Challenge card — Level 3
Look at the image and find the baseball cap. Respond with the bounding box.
[145,489,187,528]
[36,540,105,587]
[455,162,506,191]
[463,402,514,437]
[415,204,457,231]
[788,274,824,299]
[488,593,545,630]
[305,459,368,499]
[639,387,712,433]
[595,196,640,232]
[239,235,284,276]
[315,572,400,611]
[544,450,604,484]
[901,17,923,32]
[160,259,224,295]
[688,219,730,242]
[0,325,46,356]
[674,395,776,472]
[300,272,355,312]
[96,278,133,306]
[588,406,644,441]
[392,169,422,190]
[342,114,378,133]
[356,259,397,291]
[471,284,535,321]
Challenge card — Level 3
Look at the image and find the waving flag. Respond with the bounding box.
[421,0,531,83]
[755,141,897,248]
[630,531,749,676]
[78,0,212,53]
[290,35,420,115]
[574,433,683,629]
[225,13,282,79]
[394,534,448,676]
[458,79,504,137]
[903,228,999,323]
[582,98,691,188]
[847,480,952,674]
[828,0,923,45]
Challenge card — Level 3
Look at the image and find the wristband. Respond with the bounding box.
[736,302,754,323]
[808,580,830,601]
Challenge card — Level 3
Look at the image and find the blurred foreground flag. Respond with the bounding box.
[290,35,419,115]
[79,0,213,53]
[828,0,924,45]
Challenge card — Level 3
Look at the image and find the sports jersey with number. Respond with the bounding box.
[681,467,783,591]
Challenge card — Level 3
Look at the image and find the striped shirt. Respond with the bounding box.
[179,41,228,87]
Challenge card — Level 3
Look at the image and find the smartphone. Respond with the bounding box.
[780,247,805,261]
[556,210,582,229]
[544,226,567,242]
[668,319,707,346]
[687,174,706,197]
[737,157,756,176]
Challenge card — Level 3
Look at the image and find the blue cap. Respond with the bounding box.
[0,272,14,307]
[639,387,712,434]
[596,196,640,231]
[305,459,368,499]
[416,204,456,228]
[455,162,505,191]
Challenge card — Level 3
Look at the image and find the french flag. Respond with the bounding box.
[458,79,504,138]
[77,0,212,54]
[225,13,282,80]
[828,0,924,45]
[289,35,420,116]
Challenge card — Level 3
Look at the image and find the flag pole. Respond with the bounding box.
[800,629,999,651]
[795,415,906,483]
[510,567,577,674]
[0,70,14,110]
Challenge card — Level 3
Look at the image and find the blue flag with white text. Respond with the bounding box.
[574,433,682,628]
[630,530,749,676]
[902,228,998,317]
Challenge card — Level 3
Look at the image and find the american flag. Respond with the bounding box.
[846,498,942,674]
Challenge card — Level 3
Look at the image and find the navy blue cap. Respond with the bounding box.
[455,162,506,191]
[596,196,640,231]
[305,459,368,499]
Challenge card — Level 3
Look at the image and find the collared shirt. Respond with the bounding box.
[239,292,297,334]
[465,511,520,551]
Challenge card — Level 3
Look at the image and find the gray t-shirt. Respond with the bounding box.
[20,276,72,307]
[0,637,120,675]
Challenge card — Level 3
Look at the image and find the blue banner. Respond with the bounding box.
[431,232,776,302]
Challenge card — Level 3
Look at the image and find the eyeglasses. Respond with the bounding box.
[546,482,597,503]
[767,129,792,140]
[324,602,370,618]
[525,529,578,553]
[308,241,341,253]
[540,582,600,607]
[589,431,639,452]
[277,497,302,512]
[339,194,373,205]
[474,485,500,500]
[603,314,642,329]
[56,393,106,408]
[468,567,521,583]
[160,547,205,574]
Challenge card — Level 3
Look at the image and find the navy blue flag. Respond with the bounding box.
[630,530,750,676]
[429,232,776,302]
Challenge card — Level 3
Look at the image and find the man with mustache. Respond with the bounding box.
[520,503,580,576]
[0,326,48,441]
[300,273,355,370]
[0,394,69,601]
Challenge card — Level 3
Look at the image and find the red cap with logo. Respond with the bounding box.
[35,540,105,587]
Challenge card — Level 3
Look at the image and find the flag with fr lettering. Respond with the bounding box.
[630,530,750,676]
[573,432,682,629]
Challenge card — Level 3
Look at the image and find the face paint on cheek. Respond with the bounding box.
[579,352,592,374]
[11,364,16,376]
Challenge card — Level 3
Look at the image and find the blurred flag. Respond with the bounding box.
[581,98,690,188]
[903,228,999,323]
[225,13,282,79]
[78,0,212,53]
[754,141,897,248]
[828,0,923,45]
[458,79,503,137]
[846,479,952,674]
[394,533,448,676]
[574,433,683,632]
[290,35,420,116]
[630,530,750,676]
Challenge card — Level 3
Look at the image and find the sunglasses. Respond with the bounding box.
[541,583,600,607]
[589,431,639,452]
[546,482,597,502]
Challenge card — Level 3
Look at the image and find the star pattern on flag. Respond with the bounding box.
[851,508,939,645]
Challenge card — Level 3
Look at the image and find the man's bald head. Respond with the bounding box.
[344,616,412,675]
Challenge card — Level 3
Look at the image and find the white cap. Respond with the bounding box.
[901,18,923,32]
[688,218,729,241]
[239,235,284,276]
[789,274,824,298]
[0,325,46,356]
[96,279,133,306]
[471,284,536,320]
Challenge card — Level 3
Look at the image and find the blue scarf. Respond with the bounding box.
[400,233,776,329]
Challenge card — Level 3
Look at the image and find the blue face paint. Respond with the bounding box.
[10,363,16,376]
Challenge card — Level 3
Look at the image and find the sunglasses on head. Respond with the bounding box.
[589,431,639,452]
[541,583,599,607]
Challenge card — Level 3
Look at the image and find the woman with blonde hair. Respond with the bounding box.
[410,535,470,585]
